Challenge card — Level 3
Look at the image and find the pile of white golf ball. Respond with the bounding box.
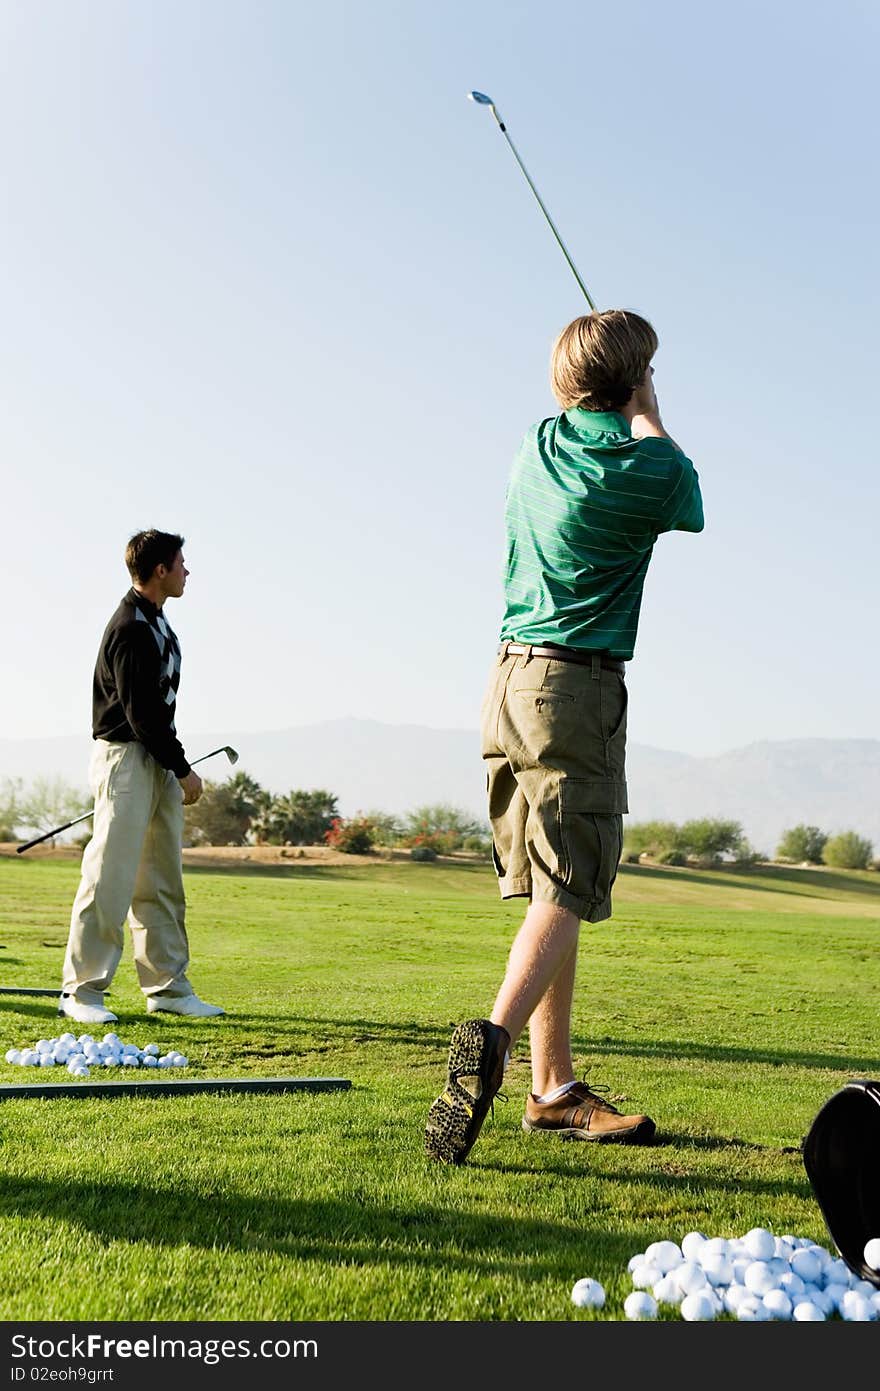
[4,1032,188,1078]
[572,1228,880,1321]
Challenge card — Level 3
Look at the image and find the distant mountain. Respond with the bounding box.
[1,723,877,855]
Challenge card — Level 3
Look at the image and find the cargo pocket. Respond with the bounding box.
[558,777,627,909]
[599,672,628,779]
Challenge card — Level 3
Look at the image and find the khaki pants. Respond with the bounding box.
[62,740,193,1007]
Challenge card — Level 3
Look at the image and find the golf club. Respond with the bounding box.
[14,745,240,853]
[467,90,598,310]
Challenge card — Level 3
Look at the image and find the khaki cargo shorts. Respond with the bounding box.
[481,644,629,922]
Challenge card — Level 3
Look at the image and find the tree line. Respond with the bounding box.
[623,818,875,871]
[0,773,491,860]
[1,776,875,870]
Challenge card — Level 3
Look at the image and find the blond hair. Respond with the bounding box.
[550,310,658,411]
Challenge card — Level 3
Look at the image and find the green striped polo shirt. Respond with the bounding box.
[499,408,704,660]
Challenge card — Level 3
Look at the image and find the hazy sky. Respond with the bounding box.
[2,0,877,758]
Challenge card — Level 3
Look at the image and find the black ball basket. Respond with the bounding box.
[802,1079,880,1289]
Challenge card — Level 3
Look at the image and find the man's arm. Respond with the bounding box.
[622,367,703,532]
[621,367,683,451]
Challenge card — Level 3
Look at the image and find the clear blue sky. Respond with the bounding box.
[2,0,877,757]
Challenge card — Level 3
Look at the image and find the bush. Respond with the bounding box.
[410,844,438,862]
[656,849,687,866]
[678,818,748,860]
[399,804,485,855]
[623,821,681,859]
[358,810,402,847]
[823,831,874,870]
[776,824,827,864]
[324,816,376,854]
[462,835,492,858]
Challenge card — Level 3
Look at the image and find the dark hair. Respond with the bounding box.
[550,309,659,411]
[125,530,185,584]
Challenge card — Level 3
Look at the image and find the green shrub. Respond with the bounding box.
[410,845,438,862]
[823,831,873,870]
[775,824,827,864]
[462,835,492,857]
[623,820,681,858]
[657,849,687,866]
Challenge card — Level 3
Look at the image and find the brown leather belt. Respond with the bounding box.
[500,642,626,674]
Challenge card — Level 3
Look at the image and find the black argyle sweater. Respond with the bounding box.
[91,589,190,778]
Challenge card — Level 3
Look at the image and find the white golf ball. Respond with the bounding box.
[170,1053,188,1067]
[849,1277,877,1297]
[680,1231,708,1261]
[737,1295,772,1321]
[863,1237,880,1270]
[79,1034,94,1046]
[701,1251,734,1287]
[723,1284,750,1314]
[778,1271,806,1299]
[142,1043,160,1056]
[699,1236,730,1264]
[624,1292,657,1320]
[645,1240,682,1274]
[826,1257,851,1286]
[653,1274,684,1306]
[571,1278,605,1309]
[793,1300,825,1321]
[102,1056,118,1067]
[157,1055,174,1068]
[731,1258,751,1286]
[5,1049,21,1064]
[38,1054,55,1067]
[35,1039,53,1054]
[59,1032,76,1045]
[630,1262,661,1290]
[763,1289,793,1320]
[742,1228,776,1262]
[22,1050,40,1066]
[627,1252,646,1273]
[680,1291,715,1321]
[744,1261,777,1296]
[841,1293,875,1321]
[122,1043,140,1055]
[803,1285,834,1315]
[142,1055,158,1068]
[121,1054,139,1067]
[790,1249,822,1284]
[674,1261,709,1294]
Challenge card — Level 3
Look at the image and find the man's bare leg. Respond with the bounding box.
[526,942,578,1096]
[489,901,580,1084]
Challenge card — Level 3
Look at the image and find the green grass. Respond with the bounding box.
[0,854,878,1321]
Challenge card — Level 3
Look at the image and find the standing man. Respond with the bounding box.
[425,310,703,1164]
[59,530,225,1024]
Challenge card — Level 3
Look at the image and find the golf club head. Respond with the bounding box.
[467,91,494,107]
[224,746,239,765]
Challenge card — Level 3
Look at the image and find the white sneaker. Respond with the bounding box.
[146,993,225,1017]
[58,995,118,1024]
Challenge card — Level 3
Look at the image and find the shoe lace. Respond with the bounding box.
[490,1087,509,1118]
[574,1076,619,1114]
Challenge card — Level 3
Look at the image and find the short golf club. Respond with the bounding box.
[15,745,240,853]
[467,90,598,310]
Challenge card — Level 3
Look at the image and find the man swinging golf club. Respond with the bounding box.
[59,529,225,1024]
[425,310,704,1163]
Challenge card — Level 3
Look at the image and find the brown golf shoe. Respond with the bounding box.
[424,1018,510,1165]
[523,1080,656,1144]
